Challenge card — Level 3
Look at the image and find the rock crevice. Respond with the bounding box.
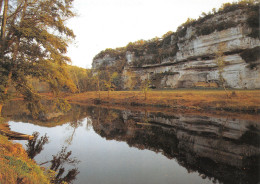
[92,4,260,89]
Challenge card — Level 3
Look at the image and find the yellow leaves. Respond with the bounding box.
[54,98,71,112]
[36,61,77,94]
[162,31,173,39]
[111,72,118,79]
[181,18,196,27]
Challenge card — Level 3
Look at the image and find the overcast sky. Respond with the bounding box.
[67,0,237,69]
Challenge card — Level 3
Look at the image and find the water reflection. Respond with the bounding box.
[4,102,260,184]
[26,132,49,159]
[25,131,80,184]
[48,147,80,184]
[65,113,84,145]
[87,106,260,184]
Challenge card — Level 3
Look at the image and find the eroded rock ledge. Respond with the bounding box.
[92,3,260,89]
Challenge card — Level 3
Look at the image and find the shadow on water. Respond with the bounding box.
[25,132,80,184]
[3,101,260,184]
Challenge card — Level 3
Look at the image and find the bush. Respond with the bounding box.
[247,7,259,38]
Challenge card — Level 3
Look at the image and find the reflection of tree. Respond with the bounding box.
[140,110,150,124]
[106,111,119,123]
[26,132,80,183]
[50,147,80,184]
[26,132,49,159]
[65,108,84,145]
[41,147,80,184]
[86,118,93,131]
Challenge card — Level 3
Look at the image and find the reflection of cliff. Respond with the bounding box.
[88,107,260,184]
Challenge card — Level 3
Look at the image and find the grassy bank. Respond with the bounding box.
[0,134,51,184]
[66,90,260,113]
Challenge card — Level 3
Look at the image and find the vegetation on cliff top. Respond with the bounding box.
[93,0,259,67]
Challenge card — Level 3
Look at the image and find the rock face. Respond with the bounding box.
[92,4,260,89]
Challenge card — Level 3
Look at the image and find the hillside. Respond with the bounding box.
[92,1,260,89]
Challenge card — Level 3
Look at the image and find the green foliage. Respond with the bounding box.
[0,135,50,184]
[4,155,31,174]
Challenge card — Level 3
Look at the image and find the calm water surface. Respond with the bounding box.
[6,104,260,184]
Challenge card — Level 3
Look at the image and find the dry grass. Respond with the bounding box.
[0,135,51,184]
[65,90,260,113]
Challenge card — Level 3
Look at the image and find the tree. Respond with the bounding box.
[93,70,101,99]
[123,70,138,90]
[162,31,173,39]
[67,65,90,93]
[104,71,117,99]
[215,43,229,97]
[140,77,150,101]
[0,0,77,117]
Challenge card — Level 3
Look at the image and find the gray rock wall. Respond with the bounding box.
[93,7,260,89]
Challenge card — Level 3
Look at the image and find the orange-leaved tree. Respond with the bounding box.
[0,0,77,117]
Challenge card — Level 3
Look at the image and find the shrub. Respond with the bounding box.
[247,7,259,38]
[177,27,187,38]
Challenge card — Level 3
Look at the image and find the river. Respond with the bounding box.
[4,103,260,184]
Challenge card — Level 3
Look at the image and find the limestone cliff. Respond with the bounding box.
[92,2,260,89]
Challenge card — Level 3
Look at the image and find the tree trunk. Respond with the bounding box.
[0,0,8,118]
[0,0,3,13]
[73,69,80,93]
[4,37,19,94]
[4,70,12,94]
[0,103,3,116]
[1,0,8,40]
[97,79,101,100]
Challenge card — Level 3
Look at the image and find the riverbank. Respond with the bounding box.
[66,90,260,114]
[0,122,34,140]
[0,134,51,184]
